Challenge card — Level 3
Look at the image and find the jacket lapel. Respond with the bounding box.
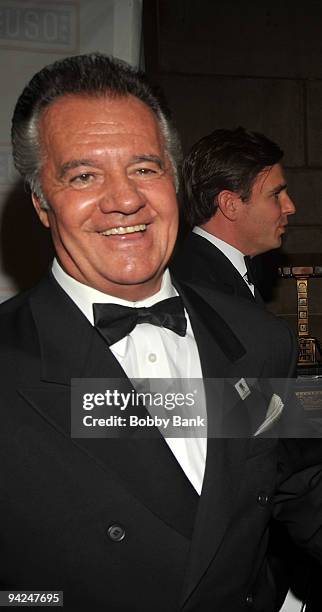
[190,233,257,301]
[173,282,261,604]
[20,273,259,596]
[174,280,247,433]
[180,438,249,606]
[19,274,198,540]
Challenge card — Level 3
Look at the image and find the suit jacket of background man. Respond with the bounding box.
[171,231,260,302]
[171,231,322,608]
[1,273,322,612]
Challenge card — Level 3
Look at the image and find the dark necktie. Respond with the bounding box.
[244,255,257,287]
[244,256,265,305]
[93,296,187,346]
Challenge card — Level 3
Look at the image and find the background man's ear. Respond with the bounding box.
[217,190,241,221]
[31,193,50,228]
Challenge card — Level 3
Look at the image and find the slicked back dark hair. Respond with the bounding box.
[11,52,181,208]
[182,126,283,227]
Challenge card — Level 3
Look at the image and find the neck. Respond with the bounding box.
[80,277,165,302]
[57,259,167,302]
[201,217,249,255]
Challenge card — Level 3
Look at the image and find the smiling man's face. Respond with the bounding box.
[32,94,179,300]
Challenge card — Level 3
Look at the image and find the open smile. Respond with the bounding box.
[100,224,147,236]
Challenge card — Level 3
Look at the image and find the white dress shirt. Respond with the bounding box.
[193,226,255,295]
[52,259,207,494]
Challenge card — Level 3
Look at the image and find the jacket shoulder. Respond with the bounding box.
[0,286,39,360]
[178,280,297,377]
[171,233,237,286]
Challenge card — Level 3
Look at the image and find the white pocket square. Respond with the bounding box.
[254,393,284,437]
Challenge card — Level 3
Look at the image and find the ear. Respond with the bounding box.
[31,192,50,228]
[217,190,241,221]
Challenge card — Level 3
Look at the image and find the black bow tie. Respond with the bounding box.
[93,296,187,346]
[244,255,257,286]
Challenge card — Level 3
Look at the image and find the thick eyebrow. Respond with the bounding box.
[131,155,164,168]
[59,159,98,179]
[268,182,288,195]
[59,155,164,179]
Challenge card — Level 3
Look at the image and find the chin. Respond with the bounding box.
[114,269,159,285]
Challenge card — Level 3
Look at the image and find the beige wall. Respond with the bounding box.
[0,0,142,302]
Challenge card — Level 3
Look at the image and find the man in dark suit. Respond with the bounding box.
[171,130,317,610]
[171,128,295,303]
[1,54,321,611]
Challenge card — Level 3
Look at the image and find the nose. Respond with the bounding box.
[282,192,296,216]
[98,174,145,215]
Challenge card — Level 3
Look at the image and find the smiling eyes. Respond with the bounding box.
[70,173,95,186]
[68,166,162,190]
[136,167,159,175]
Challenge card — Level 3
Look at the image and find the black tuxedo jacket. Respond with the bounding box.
[171,231,260,302]
[0,273,321,611]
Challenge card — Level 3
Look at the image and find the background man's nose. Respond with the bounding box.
[283,193,296,216]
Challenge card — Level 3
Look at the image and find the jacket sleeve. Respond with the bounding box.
[273,439,322,564]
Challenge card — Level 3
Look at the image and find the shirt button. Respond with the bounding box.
[148,353,157,363]
[257,491,270,506]
[107,524,125,542]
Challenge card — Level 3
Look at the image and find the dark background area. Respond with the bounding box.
[143,0,322,342]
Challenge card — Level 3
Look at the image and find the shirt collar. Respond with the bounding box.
[51,258,178,326]
[193,226,247,278]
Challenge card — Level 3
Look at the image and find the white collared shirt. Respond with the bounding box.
[52,259,206,494]
[193,226,255,295]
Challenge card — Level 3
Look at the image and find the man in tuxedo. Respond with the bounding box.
[171,128,315,610]
[171,127,296,303]
[1,53,321,611]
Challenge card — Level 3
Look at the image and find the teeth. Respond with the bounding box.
[101,224,146,236]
